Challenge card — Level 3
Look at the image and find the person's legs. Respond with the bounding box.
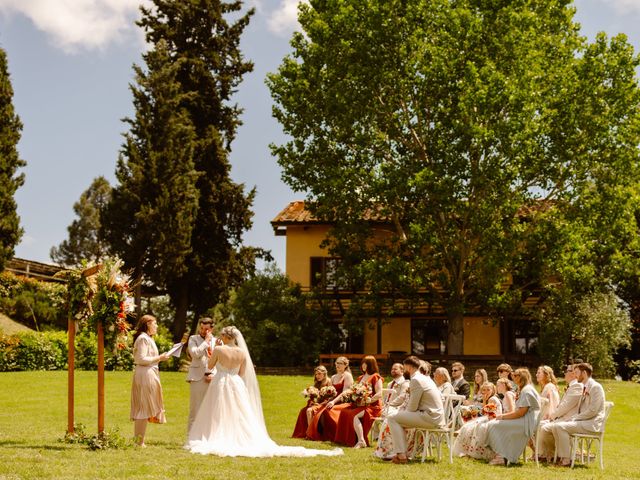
[353,411,366,447]
[134,419,148,446]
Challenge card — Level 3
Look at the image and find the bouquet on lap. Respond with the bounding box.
[460,405,482,422]
[301,386,320,404]
[319,385,337,402]
[482,403,498,418]
[345,382,372,406]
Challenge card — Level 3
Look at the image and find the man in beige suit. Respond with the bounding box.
[387,356,444,464]
[538,364,584,460]
[550,362,606,466]
[186,318,216,436]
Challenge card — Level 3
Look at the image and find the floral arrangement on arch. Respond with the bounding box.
[346,382,372,406]
[90,261,135,351]
[57,259,136,352]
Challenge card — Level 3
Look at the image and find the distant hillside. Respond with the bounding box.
[0,313,33,334]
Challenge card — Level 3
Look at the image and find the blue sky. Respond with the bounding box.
[1,0,639,271]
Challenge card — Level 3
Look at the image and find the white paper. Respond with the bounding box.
[166,342,183,358]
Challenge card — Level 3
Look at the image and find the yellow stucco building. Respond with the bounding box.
[272,201,539,365]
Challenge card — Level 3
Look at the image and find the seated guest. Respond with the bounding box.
[538,364,583,461]
[453,382,503,459]
[536,365,560,420]
[451,362,471,400]
[550,363,606,467]
[292,365,332,438]
[472,369,489,405]
[496,363,518,393]
[383,363,409,406]
[306,356,353,440]
[496,378,516,414]
[484,368,541,465]
[434,367,455,396]
[385,356,444,464]
[326,355,384,447]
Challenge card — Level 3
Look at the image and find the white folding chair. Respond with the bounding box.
[413,393,465,463]
[529,397,549,466]
[569,401,614,469]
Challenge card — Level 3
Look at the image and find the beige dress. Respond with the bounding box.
[130,332,166,423]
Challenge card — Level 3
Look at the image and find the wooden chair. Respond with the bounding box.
[413,393,466,463]
[569,401,614,469]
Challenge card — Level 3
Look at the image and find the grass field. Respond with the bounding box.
[0,371,638,479]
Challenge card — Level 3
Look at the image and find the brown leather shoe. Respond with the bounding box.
[391,455,408,464]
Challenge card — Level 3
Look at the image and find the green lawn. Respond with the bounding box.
[0,372,638,479]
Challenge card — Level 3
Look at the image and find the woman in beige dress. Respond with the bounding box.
[130,314,171,446]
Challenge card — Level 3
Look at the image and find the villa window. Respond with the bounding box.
[411,318,448,355]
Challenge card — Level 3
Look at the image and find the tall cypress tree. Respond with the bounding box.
[105,1,257,339]
[0,48,24,270]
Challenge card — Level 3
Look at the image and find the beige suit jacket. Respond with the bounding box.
[573,377,606,432]
[552,380,583,421]
[406,373,444,426]
[386,377,409,407]
[186,334,212,382]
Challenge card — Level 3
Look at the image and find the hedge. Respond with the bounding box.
[0,329,179,372]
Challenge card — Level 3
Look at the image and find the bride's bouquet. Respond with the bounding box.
[345,382,372,406]
[319,385,337,402]
[301,386,320,404]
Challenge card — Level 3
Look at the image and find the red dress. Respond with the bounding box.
[333,373,383,446]
[292,400,314,438]
[306,380,345,441]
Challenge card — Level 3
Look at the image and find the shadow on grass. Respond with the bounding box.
[0,440,69,451]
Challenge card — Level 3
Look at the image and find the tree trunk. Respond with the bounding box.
[172,282,189,342]
[447,303,465,356]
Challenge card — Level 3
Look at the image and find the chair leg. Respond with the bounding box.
[421,431,428,463]
[599,439,604,470]
[570,436,577,468]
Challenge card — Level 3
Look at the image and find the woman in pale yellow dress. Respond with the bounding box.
[130,314,171,446]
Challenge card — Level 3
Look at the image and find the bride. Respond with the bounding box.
[186,326,343,457]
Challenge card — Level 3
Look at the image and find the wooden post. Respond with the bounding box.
[67,313,75,434]
[97,320,105,434]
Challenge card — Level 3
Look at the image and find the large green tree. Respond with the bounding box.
[268,0,640,354]
[50,176,112,267]
[104,1,258,340]
[0,48,24,271]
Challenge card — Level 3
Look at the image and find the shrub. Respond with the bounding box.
[0,330,67,371]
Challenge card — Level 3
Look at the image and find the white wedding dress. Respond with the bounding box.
[186,330,342,458]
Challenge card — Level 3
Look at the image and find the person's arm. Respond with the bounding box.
[367,377,384,404]
[552,383,583,420]
[459,381,471,399]
[207,348,219,370]
[504,391,516,413]
[405,378,421,412]
[188,335,211,360]
[343,372,354,391]
[134,336,169,366]
[496,405,529,420]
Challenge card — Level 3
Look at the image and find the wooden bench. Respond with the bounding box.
[318,353,390,369]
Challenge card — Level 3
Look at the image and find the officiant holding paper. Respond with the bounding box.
[186,317,220,436]
[130,315,172,447]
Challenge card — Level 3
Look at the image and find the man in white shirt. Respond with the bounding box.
[550,362,606,466]
[186,317,216,435]
[538,364,584,460]
[387,356,444,464]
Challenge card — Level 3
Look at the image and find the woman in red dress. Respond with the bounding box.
[292,366,332,438]
[326,355,384,447]
[306,356,353,440]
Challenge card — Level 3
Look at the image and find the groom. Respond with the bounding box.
[186,317,216,435]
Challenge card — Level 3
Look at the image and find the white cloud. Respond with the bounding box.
[267,0,305,36]
[0,0,150,53]
[601,0,640,14]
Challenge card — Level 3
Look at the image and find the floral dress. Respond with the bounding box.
[452,395,503,459]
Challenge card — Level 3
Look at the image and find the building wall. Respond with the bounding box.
[285,225,331,287]
[363,317,412,354]
[463,317,501,355]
